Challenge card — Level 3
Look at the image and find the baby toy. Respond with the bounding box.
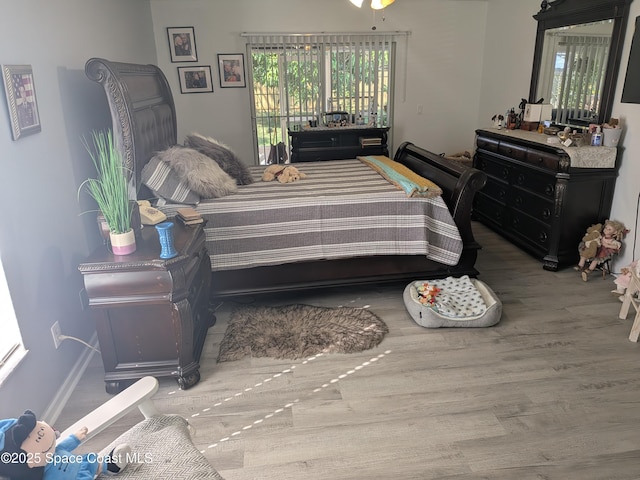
[575,219,628,281]
[262,165,307,183]
[416,282,441,306]
[577,223,603,261]
[0,409,131,480]
[612,260,639,299]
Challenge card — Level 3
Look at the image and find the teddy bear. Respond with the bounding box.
[577,223,603,261]
[0,409,131,480]
[261,165,307,184]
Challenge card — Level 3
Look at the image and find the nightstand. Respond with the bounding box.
[79,219,213,394]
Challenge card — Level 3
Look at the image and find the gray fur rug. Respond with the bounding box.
[217,304,389,362]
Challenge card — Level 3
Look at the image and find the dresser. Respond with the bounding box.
[289,126,389,162]
[473,128,618,271]
[79,219,213,393]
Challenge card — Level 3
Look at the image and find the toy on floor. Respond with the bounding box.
[262,165,307,183]
[575,219,628,281]
[613,260,639,299]
[416,282,441,306]
[0,409,131,480]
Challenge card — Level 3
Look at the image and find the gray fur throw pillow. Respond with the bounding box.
[184,133,254,185]
[154,146,238,198]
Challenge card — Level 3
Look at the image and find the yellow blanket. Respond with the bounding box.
[357,155,443,198]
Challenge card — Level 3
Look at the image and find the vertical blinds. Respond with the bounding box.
[242,32,407,163]
[555,34,611,124]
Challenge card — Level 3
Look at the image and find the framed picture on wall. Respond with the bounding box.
[218,53,246,88]
[167,27,198,62]
[1,64,41,141]
[178,66,213,94]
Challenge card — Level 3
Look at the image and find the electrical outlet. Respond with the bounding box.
[51,321,62,349]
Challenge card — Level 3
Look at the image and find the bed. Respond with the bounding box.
[85,57,487,298]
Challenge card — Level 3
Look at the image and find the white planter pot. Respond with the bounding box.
[110,229,136,255]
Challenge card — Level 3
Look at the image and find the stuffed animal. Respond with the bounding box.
[416,282,441,306]
[577,223,603,260]
[576,219,628,281]
[262,165,307,184]
[0,410,131,480]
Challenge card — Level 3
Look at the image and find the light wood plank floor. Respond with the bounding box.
[57,222,640,479]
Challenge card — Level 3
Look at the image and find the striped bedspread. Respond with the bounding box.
[158,159,463,271]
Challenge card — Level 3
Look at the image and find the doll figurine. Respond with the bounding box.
[575,219,628,281]
[612,260,639,299]
[0,409,131,480]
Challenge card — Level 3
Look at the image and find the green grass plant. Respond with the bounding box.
[79,129,132,235]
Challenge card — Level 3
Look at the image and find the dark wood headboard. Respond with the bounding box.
[85,58,177,198]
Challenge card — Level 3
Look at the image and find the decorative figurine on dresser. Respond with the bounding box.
[78,218,213,394]
[473,128,618,271]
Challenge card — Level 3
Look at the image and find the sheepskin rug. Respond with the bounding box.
[217,304,389,362]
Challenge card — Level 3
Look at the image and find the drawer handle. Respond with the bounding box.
[512,217,519,227]
[517,174,525,185]
[506,148,512,154]
[502,168,509,179]
[515,195,523,206]
[536,156,543,163]
[542,208,551,219]
[498,190,506,200]
[539,232,548,243]
[544,184,554,196]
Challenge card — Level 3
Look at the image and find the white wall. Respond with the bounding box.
[0,0,156,418]
[150,0,489,162]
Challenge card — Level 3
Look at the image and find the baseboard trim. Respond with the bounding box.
[42,333,98,424]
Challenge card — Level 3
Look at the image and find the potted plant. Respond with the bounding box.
[79,129,136,255]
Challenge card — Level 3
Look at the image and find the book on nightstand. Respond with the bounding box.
[176,207,204,225]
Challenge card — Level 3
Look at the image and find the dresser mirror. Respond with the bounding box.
[529,0,633,128]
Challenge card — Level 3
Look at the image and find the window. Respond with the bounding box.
[0,253,27,385]
[538,28,611,125]
[244,32,406,164]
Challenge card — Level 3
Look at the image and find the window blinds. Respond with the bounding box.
[242,32,407,163]
[554,34,610,124]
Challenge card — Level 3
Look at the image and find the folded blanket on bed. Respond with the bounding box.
[357,155,443,198]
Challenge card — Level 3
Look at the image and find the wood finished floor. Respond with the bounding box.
[57,222,640,480]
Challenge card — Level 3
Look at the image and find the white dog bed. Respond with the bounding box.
[403,276,502,328]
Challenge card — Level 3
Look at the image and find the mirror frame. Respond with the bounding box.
[529,0,633,127]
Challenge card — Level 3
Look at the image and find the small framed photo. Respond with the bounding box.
[178,66,213,94]
[218,53,246,88]
[167,27,197,62]
[2,64,41,141]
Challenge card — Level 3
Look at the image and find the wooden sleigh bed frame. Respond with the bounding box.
[85,57,487,298]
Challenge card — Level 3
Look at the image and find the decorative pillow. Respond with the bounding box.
[141,156,200,205]
[184,132,254,185]
[156,145,238,198]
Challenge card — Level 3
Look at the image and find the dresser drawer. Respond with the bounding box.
[482,177,509,204]
[510,186,554,225]
[498,141,527,161]
[476,135,499,153]
[507,210,551,249]
[525,149,561,171]
[475,154,511,182]
[474,192,506,226]
[511,168,556,198]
